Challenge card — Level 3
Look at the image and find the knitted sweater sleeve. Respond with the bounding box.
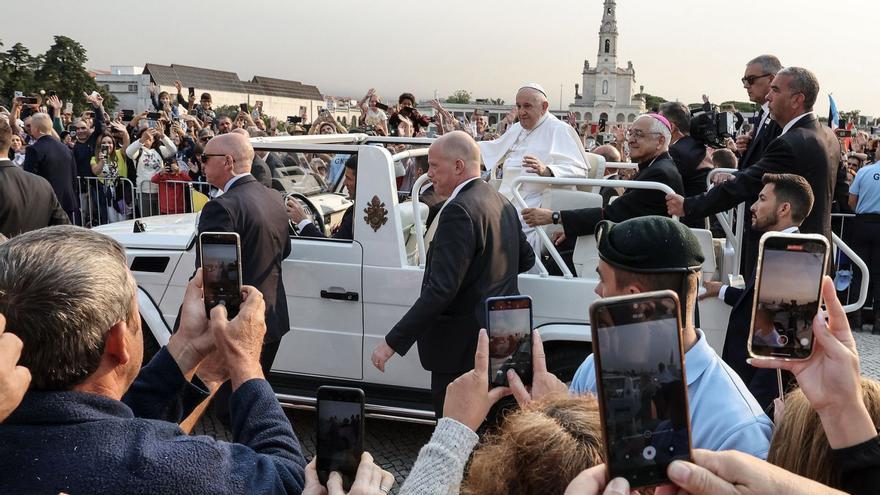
[399,418,479,495]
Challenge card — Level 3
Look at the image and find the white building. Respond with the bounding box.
[97,63,333,124]
[569,0,646,126]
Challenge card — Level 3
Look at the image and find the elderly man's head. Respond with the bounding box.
[626,114,671,162]
[202,132,254,189]
[767,67,819,127]
[427,131,481,197]
[0,227,139,393]
[743,55,782,105]
[29,113,54,140]
[515,87,549,131]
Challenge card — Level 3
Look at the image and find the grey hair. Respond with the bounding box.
[776,67,820,111]
[637,114,672,146]
[747,55,783,75]
[30,112,53,134]
[658,102,691,136]
[0,226,136,390]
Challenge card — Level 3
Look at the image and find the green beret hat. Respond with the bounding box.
[595,216,704,273]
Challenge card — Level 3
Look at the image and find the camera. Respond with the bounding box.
[690,101,741,148]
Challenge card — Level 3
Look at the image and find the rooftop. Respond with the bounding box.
[142,63,323,101]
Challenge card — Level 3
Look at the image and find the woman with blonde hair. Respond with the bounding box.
[768,378,880,490]
[400,330,604,495]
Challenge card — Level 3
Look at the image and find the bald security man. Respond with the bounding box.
[198,132,291,373]
[371,131,535,416]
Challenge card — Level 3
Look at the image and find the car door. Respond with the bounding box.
[274,237,364,379]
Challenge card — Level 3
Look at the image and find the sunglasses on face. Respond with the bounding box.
[200,153,226,162]
[741,73,772,86]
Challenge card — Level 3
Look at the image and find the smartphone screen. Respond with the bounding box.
[486,296,533,387]
[750,234,828,360]
[239,103,248,112]
[199,232,243,319]
[188,87,195,97]
[590,291,691,488]
[375,102,389,111]
[317,386,365,490]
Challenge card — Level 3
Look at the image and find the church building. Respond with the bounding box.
[569,0,646,126]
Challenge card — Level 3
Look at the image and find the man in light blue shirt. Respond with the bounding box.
[568,216,773,459]
[848,158,880,332]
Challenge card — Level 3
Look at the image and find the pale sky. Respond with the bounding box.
[758,250,824,305]
[4,0,878,117]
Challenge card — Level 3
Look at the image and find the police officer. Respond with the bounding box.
[849,157,880,333]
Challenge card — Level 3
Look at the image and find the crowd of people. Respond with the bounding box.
[1,50,880,495]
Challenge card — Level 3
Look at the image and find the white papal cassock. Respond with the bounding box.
[478,112,589,257]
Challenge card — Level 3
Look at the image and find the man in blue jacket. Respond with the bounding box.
[0,226,306,494]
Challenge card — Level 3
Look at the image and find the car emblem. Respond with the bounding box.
[363,195,388,232]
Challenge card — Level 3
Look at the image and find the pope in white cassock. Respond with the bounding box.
[478,83,590,258]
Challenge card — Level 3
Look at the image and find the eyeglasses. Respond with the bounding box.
[741,73,772,86]
[625,129,661,140]
[200,153,226,163]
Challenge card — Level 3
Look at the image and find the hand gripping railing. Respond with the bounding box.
[511,176,680,278]
[706,168,745,275]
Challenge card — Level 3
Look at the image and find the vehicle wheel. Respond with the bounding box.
[544,343,591,384]
[141,316,161,367]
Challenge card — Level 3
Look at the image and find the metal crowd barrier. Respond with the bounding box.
[76,176,136,227]
[136,179,215,218]
[706,168,745,276]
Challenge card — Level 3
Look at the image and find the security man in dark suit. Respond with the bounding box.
[0,119,69,238]
[703,173,813,410]
[286,154,356,239]
[521,114,684,242]
[733,55,784,277]
[371,131,535,416]
[736,55,784,170]
[22,113,79,223]
[197,132,292,371]
[667,67,839,245]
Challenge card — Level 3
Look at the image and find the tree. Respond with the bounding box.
[0,42,42,106]
[639,93,667,112]
[446,90,471,104]
[35,36,117,113]
[720,100,757,113]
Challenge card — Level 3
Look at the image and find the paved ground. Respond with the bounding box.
[193,330,880,494]
[193,407,432,494]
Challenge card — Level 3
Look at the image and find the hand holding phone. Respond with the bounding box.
[317,386,365,491]
[486,296,533,388]
[590,290,692,489]
[199,232,243,319]
[749,233,829,361]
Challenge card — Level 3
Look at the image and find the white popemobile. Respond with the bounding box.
[93,133,870,423]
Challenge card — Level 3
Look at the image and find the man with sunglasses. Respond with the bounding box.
[196,133,291,424]
[667,67,839,249]
[738,55,783,169]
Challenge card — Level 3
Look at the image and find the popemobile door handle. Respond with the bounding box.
[320,288,359,302]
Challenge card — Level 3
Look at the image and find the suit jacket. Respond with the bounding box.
[385,179,535,373]
[684,114,838,241]
[300,206,353,239]
[23,135,79,215]
[0,160,70,237]
[197,175,292,343]
[670,136,708,198]
[721,227,799,410]
[250,154,274,188]
[739,109,782,169]
[561,152,685,238]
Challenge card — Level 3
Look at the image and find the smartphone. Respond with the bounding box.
[21,97,38,105]
[122,109,134,121]
[375,102,389,111]
[146,112,161,120]
[198,232,243,319]
[316,386,365,491]
[188,87,195,98]
[64,102,73,113]
[834,129,855,138]
[239,103,248,113]
[485,295,533,387]
[749,232,829,361]
[590,290,692,488]
[287,115,302,124]
[101,143,110,155]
